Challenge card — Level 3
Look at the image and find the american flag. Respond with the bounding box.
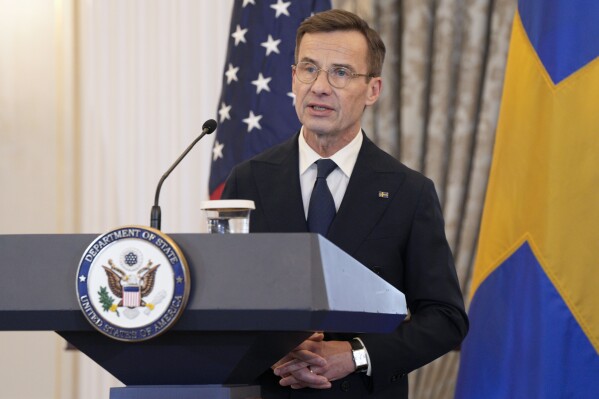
[209,0,331,199]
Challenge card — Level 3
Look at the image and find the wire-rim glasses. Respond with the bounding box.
[292,61,373,89]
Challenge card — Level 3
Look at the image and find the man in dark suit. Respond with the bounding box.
[222,9,468,398]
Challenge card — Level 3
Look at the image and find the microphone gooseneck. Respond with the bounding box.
[150,119,218,230]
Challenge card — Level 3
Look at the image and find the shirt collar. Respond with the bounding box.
[298,127,363,178]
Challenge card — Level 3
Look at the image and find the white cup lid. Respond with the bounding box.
[200,199,255,210]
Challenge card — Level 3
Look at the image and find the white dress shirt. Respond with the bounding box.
[298,128,363,218]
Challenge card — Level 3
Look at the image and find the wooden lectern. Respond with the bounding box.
[0,233,406,399]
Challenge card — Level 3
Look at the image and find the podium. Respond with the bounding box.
[0,233,406,398]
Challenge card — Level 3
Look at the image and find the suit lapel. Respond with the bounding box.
[252,134,308,232]
[327,135,405,256]
[248,132,405,242]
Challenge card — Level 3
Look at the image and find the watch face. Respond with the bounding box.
[353,349,368,369]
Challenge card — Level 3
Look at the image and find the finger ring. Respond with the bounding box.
[308,366,314,374]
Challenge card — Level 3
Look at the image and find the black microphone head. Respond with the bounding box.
[202,119,218,134]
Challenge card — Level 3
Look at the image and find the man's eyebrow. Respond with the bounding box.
[299,56,318,64]
[298,57,355,70]
[330,63,354,70]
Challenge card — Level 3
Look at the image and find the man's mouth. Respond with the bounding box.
[309,104,332,112]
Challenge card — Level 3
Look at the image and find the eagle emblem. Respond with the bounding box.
[77,226,190,341]
[102,258,160,308]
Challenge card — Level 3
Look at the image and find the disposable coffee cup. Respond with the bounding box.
[200,200,255,234]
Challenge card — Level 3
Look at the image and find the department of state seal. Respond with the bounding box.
[76,226,190,342]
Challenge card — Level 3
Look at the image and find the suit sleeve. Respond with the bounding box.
[359,179,469,393]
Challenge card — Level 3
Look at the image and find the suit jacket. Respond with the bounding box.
[222,132,468,399]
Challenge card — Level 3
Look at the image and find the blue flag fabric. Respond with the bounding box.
[209,0,331,199]
[455,0,599,397]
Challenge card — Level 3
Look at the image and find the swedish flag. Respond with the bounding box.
[456,0,599,397]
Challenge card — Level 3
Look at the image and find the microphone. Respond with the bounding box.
[150,119,217,230]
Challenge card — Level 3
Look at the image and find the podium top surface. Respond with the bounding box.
[0,233,406,333]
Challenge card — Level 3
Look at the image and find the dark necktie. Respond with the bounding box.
[307,159,337,236]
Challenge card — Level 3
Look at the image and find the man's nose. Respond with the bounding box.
[311,70,332,93]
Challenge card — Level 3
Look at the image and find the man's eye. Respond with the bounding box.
[304,65,317,74]
[332,68,349,78]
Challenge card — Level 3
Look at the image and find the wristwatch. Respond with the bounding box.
[350,338,368,373]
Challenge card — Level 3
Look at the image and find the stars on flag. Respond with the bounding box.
[287,92,296,105]
[243,111,263,132]
[231,25,248,46]
[218,102,232,122]
[225,63,239,84]
[212,140,224,161]
[271,0,291,18]
[252,73,272,94]
[261,34,281,56]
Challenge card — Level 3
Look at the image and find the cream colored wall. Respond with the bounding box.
[0,0,59,234]
[0,0,233,398]
[0,2,82,397]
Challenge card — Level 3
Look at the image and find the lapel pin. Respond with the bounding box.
[378,191,389,199]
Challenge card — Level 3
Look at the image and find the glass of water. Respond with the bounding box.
[200,200,255,234]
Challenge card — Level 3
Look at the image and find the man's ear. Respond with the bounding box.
[365,77,382,106]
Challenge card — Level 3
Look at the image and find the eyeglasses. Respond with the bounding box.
[291,61,373,89]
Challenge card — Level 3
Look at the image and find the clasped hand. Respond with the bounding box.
[271,332,355,389]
